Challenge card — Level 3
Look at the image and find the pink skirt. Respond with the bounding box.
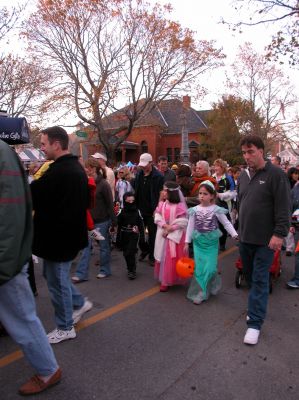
[154,233,189,286]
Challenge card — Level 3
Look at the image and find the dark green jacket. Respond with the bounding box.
[0,139,33,285]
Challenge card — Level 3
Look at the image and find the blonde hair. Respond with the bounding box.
[213,159,228,173]
[85,157,106,178]
[85,157,99,169]
[118,166,132,181]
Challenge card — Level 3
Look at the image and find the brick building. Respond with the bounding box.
[70,96,210,165]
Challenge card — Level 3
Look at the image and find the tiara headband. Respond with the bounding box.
[200,180,215,191]
[164,185,179,192]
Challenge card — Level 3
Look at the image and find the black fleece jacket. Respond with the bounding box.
[131,167,164,215]
[31,154,89,262]
[237,161,290,245]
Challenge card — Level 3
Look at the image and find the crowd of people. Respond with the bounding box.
[0,126,297,395]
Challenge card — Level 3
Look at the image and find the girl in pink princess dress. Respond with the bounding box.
[154,181,189,292]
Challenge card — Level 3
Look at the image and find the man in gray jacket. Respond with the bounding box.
[238,135,290,345]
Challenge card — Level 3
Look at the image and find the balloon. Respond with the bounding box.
[176,257,195,278]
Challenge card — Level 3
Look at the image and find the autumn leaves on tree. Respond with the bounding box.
[23,0,224,160]
[0,0,298,158]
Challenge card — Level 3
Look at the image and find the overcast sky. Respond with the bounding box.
[1,0,298,123]
[153,0,299,108]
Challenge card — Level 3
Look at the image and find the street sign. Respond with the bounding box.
[76,130,88,139]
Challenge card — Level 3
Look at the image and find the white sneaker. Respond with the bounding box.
[72,298,93,324]
[47,327,76,344]
[243,328,260,345]
[97,273,108,279]
[89,229,105,241]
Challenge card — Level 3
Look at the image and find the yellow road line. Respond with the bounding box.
[0,286,160,369]
[76,285,160,331]
[0,246,238,369]
[0,350,23,368]
[219,245,238,259]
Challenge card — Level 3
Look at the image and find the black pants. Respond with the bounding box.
[122,232,139,273]
[139,214,157,262]
[28,257,37,295]
[218,209,231,250]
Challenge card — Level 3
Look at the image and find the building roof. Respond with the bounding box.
[156,99,207,134]
[99,98,209,135]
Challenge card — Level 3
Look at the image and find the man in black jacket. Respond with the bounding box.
[131,153,164,265]
[31,126,92,344]
[238,135,290,345]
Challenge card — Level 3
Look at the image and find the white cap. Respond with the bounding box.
[138,153,153,167]
[91,152,107,162]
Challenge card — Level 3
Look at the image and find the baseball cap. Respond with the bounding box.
[138,153,153,167]
[91,152,107,162]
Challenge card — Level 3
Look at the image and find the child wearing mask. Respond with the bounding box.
[116,192,145,279]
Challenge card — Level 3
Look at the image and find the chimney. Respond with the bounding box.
[182,95,191,109]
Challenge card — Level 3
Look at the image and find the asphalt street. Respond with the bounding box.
[1,240,299,400]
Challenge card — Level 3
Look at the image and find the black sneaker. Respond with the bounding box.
[128,271,136,280]
[149,258,155,267]
[0,323,8,337]
[139,252,148,261]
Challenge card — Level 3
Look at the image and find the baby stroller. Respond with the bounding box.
[235,250,281,293]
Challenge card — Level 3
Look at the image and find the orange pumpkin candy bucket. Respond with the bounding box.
[176,257,195,278]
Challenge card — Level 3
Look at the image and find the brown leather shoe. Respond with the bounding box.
[19,368,62,396]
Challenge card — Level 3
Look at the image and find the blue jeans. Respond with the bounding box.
[239,242,274,330]
[75,239,92,280]
[43,259,85,330]
[291,253,299,284]
[0,265,58,375]
[290,232,299,284]
[95,219,112,276]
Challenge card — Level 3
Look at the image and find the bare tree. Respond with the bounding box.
[24,0,224,160]
[226,43,298,145]
[0,54,54,123]
[0,4,53,124]
[0,4,23,39]
[226,0,299,66]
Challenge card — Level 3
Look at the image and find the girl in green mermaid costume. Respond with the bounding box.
[185,181,238,305]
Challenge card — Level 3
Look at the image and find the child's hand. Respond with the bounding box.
[162,229,168,238]
[184,243,189,255]
[162,224,172,235]
[109,226,116,234]
[132,225,139,233]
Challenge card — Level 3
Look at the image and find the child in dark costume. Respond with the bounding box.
[117,192,145,279]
